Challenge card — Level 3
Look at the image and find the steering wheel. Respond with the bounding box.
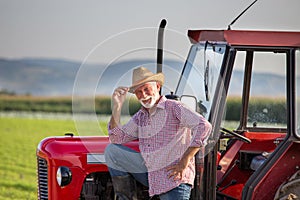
[220,127,251,143]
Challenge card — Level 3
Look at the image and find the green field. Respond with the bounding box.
[0,116,108,200]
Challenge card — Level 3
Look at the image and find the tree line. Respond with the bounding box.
[0,95,287,123]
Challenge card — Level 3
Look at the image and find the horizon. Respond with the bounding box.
[0,58,289,97]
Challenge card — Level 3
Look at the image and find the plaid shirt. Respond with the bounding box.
[108,96,211,196]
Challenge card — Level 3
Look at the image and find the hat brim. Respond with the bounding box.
[128,73,164,93]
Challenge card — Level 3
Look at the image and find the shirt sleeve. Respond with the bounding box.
[108,114,139,144]
[174,102,212,147]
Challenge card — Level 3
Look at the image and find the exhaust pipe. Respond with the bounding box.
[156,19,167,74]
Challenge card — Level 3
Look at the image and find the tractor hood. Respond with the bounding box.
[36,135,139,168]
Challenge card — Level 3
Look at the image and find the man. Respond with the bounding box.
[105,66,212,200]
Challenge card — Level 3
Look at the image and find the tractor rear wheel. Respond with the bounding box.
[274,170,300,200]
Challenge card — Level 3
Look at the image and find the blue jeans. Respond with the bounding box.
[104,144,149,186]
[104,144,192,199]
[159,183,191,200]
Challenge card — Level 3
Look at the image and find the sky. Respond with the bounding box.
[0,0,300,65]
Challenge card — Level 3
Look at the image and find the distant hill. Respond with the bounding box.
[0,58,286,97]
[0,58,83,96]
[228,70,286,97]
[0,58,183,96]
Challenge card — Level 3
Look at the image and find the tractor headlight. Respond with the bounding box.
[56,166,72,187]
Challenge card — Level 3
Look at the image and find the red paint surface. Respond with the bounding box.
[188,30,300,47]
[37,136,139,199]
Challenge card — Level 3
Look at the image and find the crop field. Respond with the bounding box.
[0,95,141,115]
[0,114,108,200]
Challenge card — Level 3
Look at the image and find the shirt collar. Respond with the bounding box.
[156,95,167,109]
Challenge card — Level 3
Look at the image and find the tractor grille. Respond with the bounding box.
[37,157,48,200]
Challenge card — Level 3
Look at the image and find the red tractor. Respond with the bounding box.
[37,19,300,200]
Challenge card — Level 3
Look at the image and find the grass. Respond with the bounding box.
[0,116,108,200]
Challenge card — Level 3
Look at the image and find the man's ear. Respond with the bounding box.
[156,82,161,90]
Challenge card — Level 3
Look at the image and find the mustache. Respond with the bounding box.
[139,96,152,101]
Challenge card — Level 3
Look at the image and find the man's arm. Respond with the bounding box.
[109,87,129,129]
[167,102,212,181]
[108,86,139,144]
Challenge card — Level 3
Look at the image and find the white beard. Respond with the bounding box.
[139,96,157,109]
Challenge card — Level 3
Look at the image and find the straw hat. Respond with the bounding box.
[129,66,164,93]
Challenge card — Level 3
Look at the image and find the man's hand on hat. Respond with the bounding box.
[112,87,129,108]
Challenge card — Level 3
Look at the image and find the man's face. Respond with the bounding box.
[134,82,160,109]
